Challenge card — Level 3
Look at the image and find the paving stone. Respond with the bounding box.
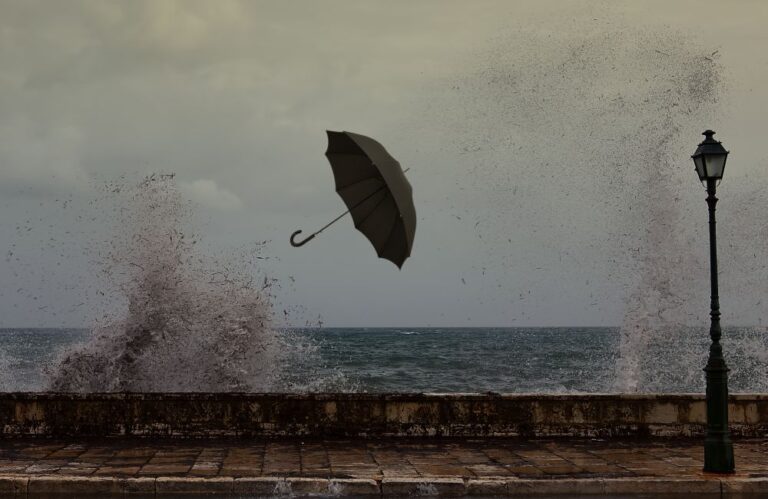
[578,464,627,474]
[466,464,512,476]
[538,464,586,475]
[104,477,154,495]
[221,468,264,477]
[155,451,200,458]
[190,462,221,469]
[189,468,219,476]
[233,476,282,494]
[381,467,421,477]
[329,478,380,495]
[506,464,545,476]
[507,478,606,495]
[47,450,83,459]
[466,478,508,495]
[139,464,192,475]
[105,458,150,466]
[722,477,768,494]
[28,476,124,495]
[114,449,156,458]
[284,477,332,495]
[57,466,98,475]
[601,477,722,494]
[94,466,141,476]
[381,477,466,496]
[0,465,29,473]
[0,476,28,495]
[413,464,472,477]
[156,476,233,494]
[150,457,197,464]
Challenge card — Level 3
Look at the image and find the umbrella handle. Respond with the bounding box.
[290,230,316,247]
[289,168,410,249]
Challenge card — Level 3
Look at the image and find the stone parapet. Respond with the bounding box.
[0,393,766,438]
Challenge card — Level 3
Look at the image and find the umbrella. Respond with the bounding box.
[290,130,416,268]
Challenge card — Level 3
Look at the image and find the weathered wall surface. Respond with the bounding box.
[1,393,767,438]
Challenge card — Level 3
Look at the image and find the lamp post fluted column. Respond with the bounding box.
[703,178,734,473]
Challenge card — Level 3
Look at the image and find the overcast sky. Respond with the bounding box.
[1,0,767,328]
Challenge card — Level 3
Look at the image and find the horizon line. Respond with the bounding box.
[2,324,765,331]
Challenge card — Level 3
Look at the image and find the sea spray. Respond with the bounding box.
[45,175,347,392]
[426,15,768,391]
[0,350,13,392]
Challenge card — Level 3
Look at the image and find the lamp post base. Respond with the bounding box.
[703,363,735,473]
[704,437,735,473]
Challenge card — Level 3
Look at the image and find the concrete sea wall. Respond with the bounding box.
[1,393,767,438]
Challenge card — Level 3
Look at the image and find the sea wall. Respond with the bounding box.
[1,393,767,438]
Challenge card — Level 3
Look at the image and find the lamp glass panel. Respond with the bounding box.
[693,155,706,180]
[704,152,727,179]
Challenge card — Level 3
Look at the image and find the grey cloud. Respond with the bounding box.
[1,0,767,328]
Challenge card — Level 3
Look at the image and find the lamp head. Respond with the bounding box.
[691,130,728,183]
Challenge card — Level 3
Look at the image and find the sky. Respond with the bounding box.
[1,0,767,328]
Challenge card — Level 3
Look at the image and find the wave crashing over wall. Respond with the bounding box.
[46,175,341,392]
[428,13,768,392]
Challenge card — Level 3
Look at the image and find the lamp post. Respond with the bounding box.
[691,129,735,473]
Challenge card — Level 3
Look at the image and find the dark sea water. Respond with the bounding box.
[0,327,764,393]
[298,327,619,393]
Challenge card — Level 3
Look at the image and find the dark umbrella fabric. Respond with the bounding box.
[325,130,416,268]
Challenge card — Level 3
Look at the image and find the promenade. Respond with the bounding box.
[1,437,767,496]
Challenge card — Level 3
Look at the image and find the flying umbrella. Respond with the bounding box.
[290,131,416,268]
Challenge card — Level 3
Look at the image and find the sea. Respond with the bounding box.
[1,326,764,393]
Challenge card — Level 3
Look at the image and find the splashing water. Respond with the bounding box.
[45,175,350,392]
[426,15,768,392]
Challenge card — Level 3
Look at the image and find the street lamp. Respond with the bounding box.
[691,129,735,473]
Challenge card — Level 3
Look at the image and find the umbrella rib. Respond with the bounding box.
[310,183,389,238]
[380,212,401,253]
[336,167,410,192]
[337,177,384,193]
[353,190,390,227]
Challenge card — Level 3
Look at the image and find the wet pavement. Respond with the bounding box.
[0,437,767,496]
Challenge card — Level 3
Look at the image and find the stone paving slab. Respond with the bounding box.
[0,438,766,496]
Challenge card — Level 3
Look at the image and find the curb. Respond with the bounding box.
[1,475,767,496]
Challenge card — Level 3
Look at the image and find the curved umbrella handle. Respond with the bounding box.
[290,230,316,247]
[289,168,411,251]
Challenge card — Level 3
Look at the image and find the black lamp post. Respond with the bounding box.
[691,129,735,473]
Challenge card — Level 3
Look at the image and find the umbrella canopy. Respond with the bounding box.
[326,130,416,267]
[290,131,416,268]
